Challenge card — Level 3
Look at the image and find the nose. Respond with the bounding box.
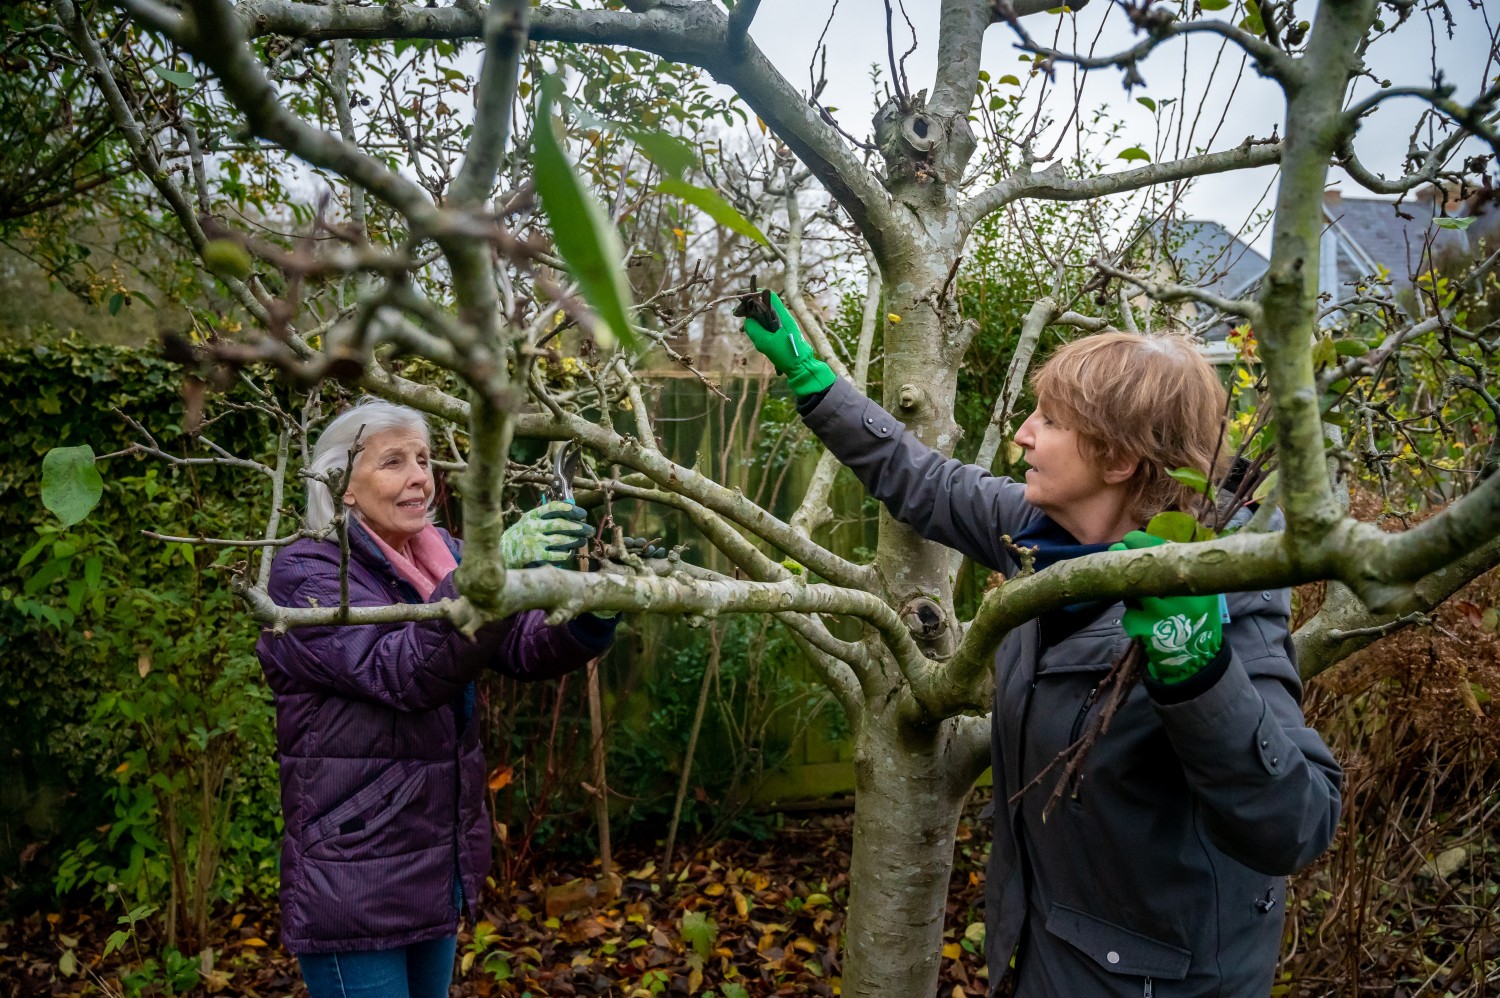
[1014,411,1038,450]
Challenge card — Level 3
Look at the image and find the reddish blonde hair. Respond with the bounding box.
[1030,331,1227,522]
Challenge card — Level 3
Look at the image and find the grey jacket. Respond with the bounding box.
[802,379,1341,997]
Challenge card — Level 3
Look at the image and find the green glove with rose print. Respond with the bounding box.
[736,290,837,397]
[1109,530,1223,684]
[500,501,594,569]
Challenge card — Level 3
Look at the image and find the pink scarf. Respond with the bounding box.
[362,522,458,601]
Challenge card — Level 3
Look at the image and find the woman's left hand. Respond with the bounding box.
[1110,530,1223,684]
[500,501,595,568]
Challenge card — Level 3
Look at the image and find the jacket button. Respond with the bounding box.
[1271,756,1280,766]
[1106,951,1120,965]
[1261,739,1269,748]
[866,417,874,424]
[1261,592,1272,601]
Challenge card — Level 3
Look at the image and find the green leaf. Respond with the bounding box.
[108,292,124,316]
[1167,466,1215,499]
[1199,0,1230,9]
[1311,335,1337,369]
[1433,216,1476,230]
[1117,146,1152,163]
[997,74,1021,87]
[531,76,635,350]
[1137,96,1157,112]
[17,535,51,570]
[657,178,771,247]
[152,65,198,89]
[722,985,750,998]
[680,910,717,958]
[41,445,103,527]
[631,129,698,180]
[1239,0,1266,35]
[1332,339,1369,357]
[1146,511,1209,543]
[104,930,130,958]
[84,555,103,591]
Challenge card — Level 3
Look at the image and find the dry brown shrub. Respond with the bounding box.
[1281,489,1500,995]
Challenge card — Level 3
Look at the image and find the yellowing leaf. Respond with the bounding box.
[114,762,130,774]
[733,890,749,918]
[487,764,513,791]
[804,893,831,908]
[886,313,901,323]
[793,936,817,954]
[461,950,476,973]
[703,882,726,897]
[230,913,245,930]
[943,942,963,960]
[241,937,267,947]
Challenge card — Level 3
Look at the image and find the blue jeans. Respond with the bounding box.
[297,934,457,998]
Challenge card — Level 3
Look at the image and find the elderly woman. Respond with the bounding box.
[256,399,614,998]
[740,294,1341,997]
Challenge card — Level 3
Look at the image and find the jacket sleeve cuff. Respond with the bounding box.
[796,386,831,416]
[1144,641,1232,705]
[567,613,619,652]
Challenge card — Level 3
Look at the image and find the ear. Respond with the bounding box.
[1100,454,1139,485]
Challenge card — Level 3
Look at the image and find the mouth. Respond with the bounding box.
[397,499,426,509]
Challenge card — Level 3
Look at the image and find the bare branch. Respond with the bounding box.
[449,0,528,206]
[1091,258,1262,322]
[962,139,1283,231]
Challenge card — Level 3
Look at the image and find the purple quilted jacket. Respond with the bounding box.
[255,522,613,954]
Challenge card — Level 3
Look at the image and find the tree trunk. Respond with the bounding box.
[842,713,985,996]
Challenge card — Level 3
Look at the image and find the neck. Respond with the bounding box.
[1048,491,1138,545]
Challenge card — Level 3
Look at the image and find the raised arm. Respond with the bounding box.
[800,378,1039,575]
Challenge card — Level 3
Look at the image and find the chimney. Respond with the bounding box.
[1323,186,1341,209]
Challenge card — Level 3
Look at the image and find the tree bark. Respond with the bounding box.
[843,711,989,995]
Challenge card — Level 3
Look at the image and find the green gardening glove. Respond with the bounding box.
[735,290,837,397]
[1109,530,1223,684]
[500,501,595,569]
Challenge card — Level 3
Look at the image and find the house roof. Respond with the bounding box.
[1324,189,1500,287]
[1163,219,1270,302]
[1327,196,1445,285]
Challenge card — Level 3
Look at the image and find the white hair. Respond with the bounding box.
[305,399,433,531]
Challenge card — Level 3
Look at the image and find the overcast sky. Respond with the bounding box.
[723,1,1498,250]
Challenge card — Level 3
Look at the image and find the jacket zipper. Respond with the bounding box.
[1143,977,1153,998]
[1069,685,1101,744]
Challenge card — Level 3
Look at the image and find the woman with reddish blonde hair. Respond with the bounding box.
[740,295,1340,997]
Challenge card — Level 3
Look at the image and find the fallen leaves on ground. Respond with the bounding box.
[0,809,994,997]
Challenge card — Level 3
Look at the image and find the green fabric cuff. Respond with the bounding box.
[787,358,837,397]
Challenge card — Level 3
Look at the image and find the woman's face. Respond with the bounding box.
[1013,407,1109,518]
[343,428,433,548]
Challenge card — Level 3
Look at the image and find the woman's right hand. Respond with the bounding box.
[737,290,836,397]
[500,501,595,568]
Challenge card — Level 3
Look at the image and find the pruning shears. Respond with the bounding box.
[546,440,581,504]
[733,280,799,357]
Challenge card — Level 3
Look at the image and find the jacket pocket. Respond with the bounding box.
[306,760,425,848]
[1044,902,1191,980]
